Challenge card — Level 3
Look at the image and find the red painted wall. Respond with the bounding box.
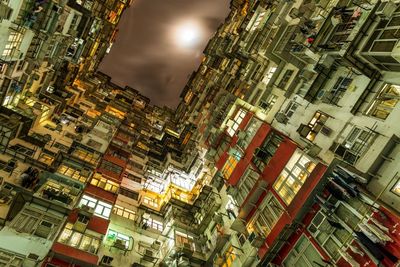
[67,208,110,234]
[51,243,98,265]
[258,163,327,259]
[85,183,117,204]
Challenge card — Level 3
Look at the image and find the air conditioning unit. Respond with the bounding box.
[74,214,90,232]
[177,255,190,266]
[305,144,322,157]
[275,112,289,124]
[34,221,54,239]
[376,1,396,17]
[320,125,333,137]
[297,124,311,138]
[100,256,113,266]
[80,204,95,214]
[151,240,161,250]
[113,239,127,250]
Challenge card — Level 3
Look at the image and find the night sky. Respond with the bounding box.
[99,0,230,108]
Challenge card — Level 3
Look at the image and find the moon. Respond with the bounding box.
[174,21,203,48]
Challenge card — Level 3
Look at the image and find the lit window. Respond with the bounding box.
[79,195,112,219]
[283,235,324,266]
[113,205,137,220]
[365,84,400,120]
[106,229,130,249]
[143,196,159,208]
[273,151,316,205]
[222,150,242,180]
[250,193,283,237]
[262,67,277,85]
[143,217,163,231]
[90,173,119,193]
[221,246,237,267]
[236,167,259,205]
[298,111,328,141]
[58,223,101,254]
[227,108,247,137]
[391,178,400,197]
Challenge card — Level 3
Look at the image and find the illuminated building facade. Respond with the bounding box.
[0,0,399,267]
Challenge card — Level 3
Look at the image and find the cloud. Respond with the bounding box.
[99,0,230,108]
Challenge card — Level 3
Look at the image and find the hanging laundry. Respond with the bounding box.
[370,217,389,233]
[349,244,364,256]
[315,194,335,212]
[327,218,345,229]
[364,222,393,243]
[339,249,360,267]
[359,224,382,244]
[327,180,351,200]
[354,231,398,263]
[331,173,359,197]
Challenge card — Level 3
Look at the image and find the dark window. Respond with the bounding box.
[119,187,139,200]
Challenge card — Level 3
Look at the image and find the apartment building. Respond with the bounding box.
[0,0,399,266]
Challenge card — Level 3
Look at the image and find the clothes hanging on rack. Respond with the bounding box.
[331,173,359,197]
[359,224,382,244]
[327,180,351,200]
[370,217,389,233]
[364,222,393,243]
[315,195,335,212]
[349,243,364,256]
[327,218,345,229]
[354,231,398,263]
[338,249,360,267]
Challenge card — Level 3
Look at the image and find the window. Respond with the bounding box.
[253,132,283,171]
[259,94,277,112]
[273,151,316,205]
[119,187,139,200]
[336,126,376,164]
[221,246,237,267]
[79,195,112,219]
[322,77,353,105]
[278,69,294,89]
[283,101,299,118]
[143,217,163,231]
[106,229,130,249]
[90,173,119,193]
[71,145,101,165]
[175,231,195,250]
[227,108,247,137]
[236,167,259,205]
[262,67,277,85]
[298,111,329,141]
[11,206,62,240]
[0,249,24,266]
[283,235,325,267]
[249,10,267,31]
[99,160,123,175]
[57,164,89,183]
[2,31,23,57]
[113,205,137,220]
[124,172,142,184]
[237,117,262,150]
[250,193,284,237]
[365,84,400,120]
[391,177,400,197]
[222,150,242,179]
[143,196,159,208]
[58,223,100,254]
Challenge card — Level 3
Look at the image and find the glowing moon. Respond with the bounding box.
[174,21,202,48]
